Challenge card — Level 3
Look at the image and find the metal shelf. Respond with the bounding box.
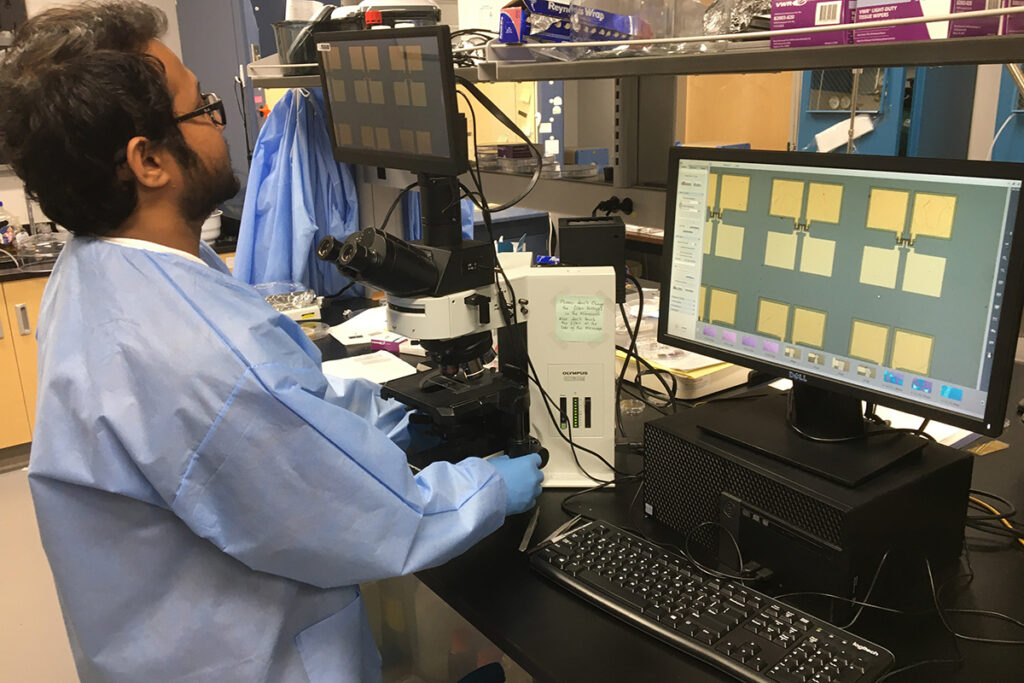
[248,53,479,88]
[250,35,1024,88]
[469,34,1024,82]
[248,54,322,89]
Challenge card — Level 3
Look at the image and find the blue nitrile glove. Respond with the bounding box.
[490,453,544,515]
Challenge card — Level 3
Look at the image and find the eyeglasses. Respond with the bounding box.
[175,92,226,127]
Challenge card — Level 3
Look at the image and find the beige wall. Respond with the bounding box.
[677,73,795,151]
[459,82,536,151]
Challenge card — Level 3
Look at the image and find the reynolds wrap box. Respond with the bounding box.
[498,0,648,45]
[770,0,853,49]
[1002,0,1024,34]
[499,0,573,43]
[854,0,947,42]
[949,0,1001,37]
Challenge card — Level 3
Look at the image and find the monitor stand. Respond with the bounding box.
[696,385,926,487]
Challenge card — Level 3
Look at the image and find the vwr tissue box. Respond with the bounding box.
[949,0,1001,37]
[855,0,1001,43]
[1002,0,1024,34]
[770,0,853,49]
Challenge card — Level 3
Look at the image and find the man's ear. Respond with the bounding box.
[123,136,173,189]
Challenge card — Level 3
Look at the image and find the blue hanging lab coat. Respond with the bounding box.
[236,88,361,297]
[28,237,508,682]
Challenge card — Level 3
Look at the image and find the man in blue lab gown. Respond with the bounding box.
[0,3,542,681]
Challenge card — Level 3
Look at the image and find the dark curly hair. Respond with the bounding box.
[0,1,196,236]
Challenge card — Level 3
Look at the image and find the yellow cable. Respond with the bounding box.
[969,496,1024,549]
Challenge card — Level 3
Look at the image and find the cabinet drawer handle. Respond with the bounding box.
[15,304,30,336]
[0,314,4,340]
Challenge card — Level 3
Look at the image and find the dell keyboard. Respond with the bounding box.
[530,519,894,683]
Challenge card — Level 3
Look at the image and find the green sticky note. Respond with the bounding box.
[555,295,605,343]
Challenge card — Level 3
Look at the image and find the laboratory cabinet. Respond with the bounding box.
[797,65,976,157]
[991,67,1024,162]
[0,276,46,449]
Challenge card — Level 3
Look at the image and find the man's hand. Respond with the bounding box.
[490,453,544,515]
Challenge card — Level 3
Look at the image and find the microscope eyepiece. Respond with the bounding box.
[317,235,342,262]
[317,229,438,298]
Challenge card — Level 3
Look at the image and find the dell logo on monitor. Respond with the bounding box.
[789,371,809,383]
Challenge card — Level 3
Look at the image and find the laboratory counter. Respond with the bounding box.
[0,267,50,283]
[414,367,1024,682]
[0,236,236,283]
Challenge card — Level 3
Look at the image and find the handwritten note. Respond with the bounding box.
[556,295,605,343]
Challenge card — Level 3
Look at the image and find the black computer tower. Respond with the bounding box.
[643,400,972,607]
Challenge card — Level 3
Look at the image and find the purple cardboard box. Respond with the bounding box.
[771,0,852,48]
[1002,0,1024,34]
[854,0,955,43]
[949,0,1000,37]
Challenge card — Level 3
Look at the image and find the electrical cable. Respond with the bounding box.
[324,281,356,299]
[615,352,677,409]
[614,275,656,431]
[772,591,912,616]
[987,112,1017,162]
[0,248,20,269]
[618,380,671,416]
[634,371,678,409]
[789,421,937,444]
[623,275,664,406]
[559,473,645,520]
[451,26,497,66]
[926,558,1024,646]
[232,76,254,164]
[965,491,1024,549]
[966,520,1024,538]
[451,28,498,37]
[967,489,1019,521]
[455,75,542,214]
[875,658,965,682]
[775,551,892,629]
[679,521,758,583]
[625,480,647,535]
[634,377,678,410]
[615,297,642,436]
[379,181,419,232]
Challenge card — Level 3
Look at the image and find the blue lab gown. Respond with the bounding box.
[235,88,361,297]
[28,237,508,682]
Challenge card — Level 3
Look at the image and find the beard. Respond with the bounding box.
[178,146,241,225]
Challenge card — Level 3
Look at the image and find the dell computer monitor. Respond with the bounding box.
[658,148,1024,444]
[316,26,468,176]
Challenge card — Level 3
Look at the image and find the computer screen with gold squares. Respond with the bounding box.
[316,26,466,176]
[659,148,1024,434]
